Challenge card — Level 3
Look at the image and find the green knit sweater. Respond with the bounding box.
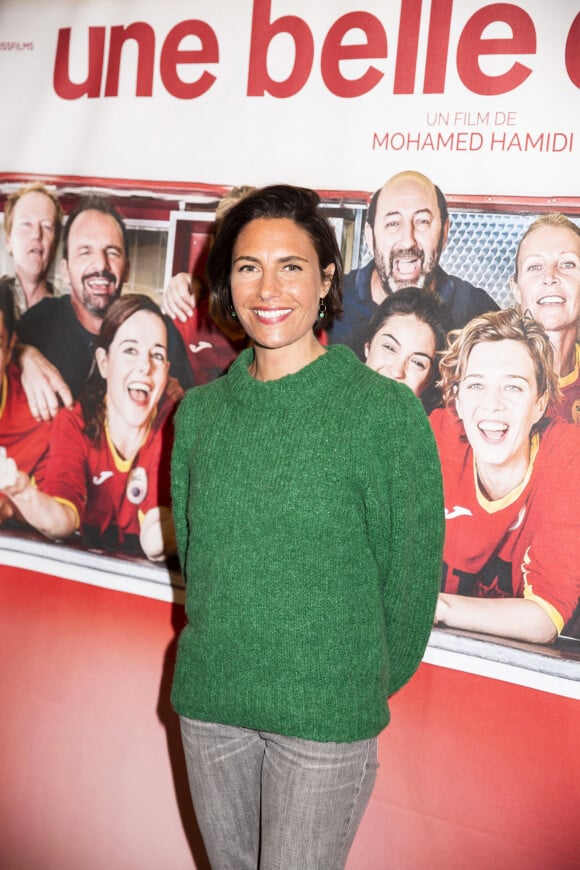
[171,345,443,742]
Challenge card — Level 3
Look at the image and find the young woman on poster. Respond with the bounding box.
[0,283,52,523]
[363,285,451,412]
[432,308,580,643]
[170,184,444,870]
[0,293,176,561]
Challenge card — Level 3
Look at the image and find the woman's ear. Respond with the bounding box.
[95,347,108,380]
[321,263,335,295]
[533,391,549,425]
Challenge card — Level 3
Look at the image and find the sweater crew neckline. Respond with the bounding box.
[226,344,357,408]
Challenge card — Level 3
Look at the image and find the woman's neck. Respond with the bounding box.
[106,412,150,462]
[16,272,51,310]
[547,325,577,378]
[475,449,531,502]
[249,335,327,382]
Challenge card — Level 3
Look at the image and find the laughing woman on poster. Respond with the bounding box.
[363,285,451,412]
[432,308,580,643]
[170,185,444,870]
[0,294,176,561]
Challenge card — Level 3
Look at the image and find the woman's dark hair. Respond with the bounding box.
[206,184,344,332]
[365,287,452,413]
[79,294,167,442]
[0,281,17,342]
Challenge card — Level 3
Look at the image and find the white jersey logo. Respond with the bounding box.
[508,506,526,531]
[189,341,213,353]
[445,505,473,520]
[92,470,114,486]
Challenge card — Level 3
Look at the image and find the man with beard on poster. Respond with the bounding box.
[331,170,498,358]
[16,196,192,415]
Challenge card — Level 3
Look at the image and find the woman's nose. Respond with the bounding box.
[137,352,152,372]
[481,387,503,411]
[387,358,406,380]
[257,271,281,299]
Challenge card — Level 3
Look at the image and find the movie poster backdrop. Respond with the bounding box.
[0,0,579,643]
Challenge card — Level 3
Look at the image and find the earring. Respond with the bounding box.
[230,307,237,319]
[318,298,327,320]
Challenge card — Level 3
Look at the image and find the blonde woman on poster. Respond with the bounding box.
[432,309,580,643]
[511,213,580,423]
[1,183,62,315]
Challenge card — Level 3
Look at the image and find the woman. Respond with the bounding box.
[2,182,62,314]
[510,212,580,423]
[0,283,52,524]
[170,185,444,869]
[432,308,580,644]
[0,294,176,561]
[364,285,451,412]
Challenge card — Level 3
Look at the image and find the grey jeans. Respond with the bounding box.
[179,716,379,870]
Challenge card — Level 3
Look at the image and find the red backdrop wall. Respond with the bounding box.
[1,565,579,870]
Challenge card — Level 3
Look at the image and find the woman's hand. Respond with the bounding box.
[433,593,451,625]
[140,506,177,561]
[0,450,30,495]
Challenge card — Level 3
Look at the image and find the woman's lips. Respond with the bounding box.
[478,420,508,442]
[127,381,152,406]
[252,307,292,324]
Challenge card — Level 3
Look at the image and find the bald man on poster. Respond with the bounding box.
[331,170,498,359]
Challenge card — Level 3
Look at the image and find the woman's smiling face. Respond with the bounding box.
[230,217,333,357]
[97,309,169,428]
[455,339,546,474]
[364,312,436,396]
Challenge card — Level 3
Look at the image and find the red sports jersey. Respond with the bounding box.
[0,360,51,483]
[41,395,174,552]
[174,296,245,385]
[430,408,580,633]
[547,343,580,424]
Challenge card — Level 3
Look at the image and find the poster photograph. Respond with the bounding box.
[2,4,580,870]
[0,1,579,646]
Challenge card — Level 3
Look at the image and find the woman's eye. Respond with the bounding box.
[283,263,302,272]
[381,343,396,354]
[152,352,166,363]
[465,382,483,391]
[123,347,137,355]
[411,358,428,371]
